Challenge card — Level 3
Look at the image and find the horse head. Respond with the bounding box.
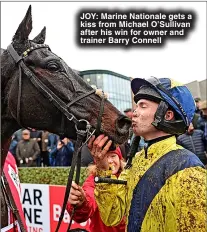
[1,6,131,166]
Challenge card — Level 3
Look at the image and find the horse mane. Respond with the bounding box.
[1,49,16,108]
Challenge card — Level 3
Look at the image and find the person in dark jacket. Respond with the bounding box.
[13,128,24,142]
[80,144,94,167]
[51,138,74,166]
[30,128,42,166]
[9,135,18,157]
[194,97,202,115]
[16,129,40,167]
[47,133,59,166]
[41,130,50,166]
[177,123,207,165]
[197,100,207,139]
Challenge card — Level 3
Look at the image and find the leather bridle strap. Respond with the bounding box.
[95,91,105,136]
[66,141,82,232]
[1,172,27,232]
[65,93,105,231]
[7,44,96,130]
[55,130,86,232]
[17,65,23,127]
[56,122,96,232]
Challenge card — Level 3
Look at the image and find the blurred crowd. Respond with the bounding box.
[9,128,74,167]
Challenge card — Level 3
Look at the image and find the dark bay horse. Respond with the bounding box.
[1,5,131,231]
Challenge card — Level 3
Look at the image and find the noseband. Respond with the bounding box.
[7,43,106,231]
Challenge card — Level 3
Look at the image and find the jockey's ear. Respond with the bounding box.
[33,27,46,44]
[12,5,32,43]
[164,109,175,121]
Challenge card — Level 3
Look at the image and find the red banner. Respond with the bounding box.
[21,183,90,232]
[3,152,27,231]
[49,185,91,231]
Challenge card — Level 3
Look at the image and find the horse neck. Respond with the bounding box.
[1,53,20,168]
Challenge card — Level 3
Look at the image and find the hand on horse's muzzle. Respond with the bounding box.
[87,134,112,169]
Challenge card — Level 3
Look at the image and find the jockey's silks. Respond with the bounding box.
[95,136,206,232]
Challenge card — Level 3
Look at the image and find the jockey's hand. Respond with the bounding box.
[87,134,112,170]
[68,181,86,207]
[25,158,29,163]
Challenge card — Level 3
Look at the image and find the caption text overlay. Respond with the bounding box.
[77,10,195,47]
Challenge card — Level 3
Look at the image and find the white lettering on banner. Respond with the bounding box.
[53,204,70,223]
[8,164,21,200]
[21,184,50,232]
[53,204,88,226]
[27,226,43,232]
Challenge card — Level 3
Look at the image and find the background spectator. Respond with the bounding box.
[197,100,207,134]
[81,144,94,167]
[47,133,59,166]
[16,129,40,167]
[50,137,74,166]
[192,113,200,129]
[41,130,50,166]
[177,123,207,165]
[13,128,24,142]
[9,135,18,159]
[194,97,202,115]
[198,100,207,144]
[30,128,42,166]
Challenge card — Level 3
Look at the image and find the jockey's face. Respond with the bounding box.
[132,99,159,139]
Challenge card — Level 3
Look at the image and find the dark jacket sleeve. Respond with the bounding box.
[16,142,21,161]
[176,135,184,146]
[32,141,40,160]
[48,134,58,151]
[66,142,74,153]
[202,129,207,150]
[66,175,97,223]
[50,147,58,157]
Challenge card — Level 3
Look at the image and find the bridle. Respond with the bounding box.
[7,43,104,134]
[7,43,106,231]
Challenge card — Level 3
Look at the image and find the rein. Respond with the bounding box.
[1,173,27,232]
[7,43,106,231]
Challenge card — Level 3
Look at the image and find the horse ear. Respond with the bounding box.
[12,5,32,43]
[33,27,46,44]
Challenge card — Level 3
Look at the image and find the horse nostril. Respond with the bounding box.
[116,115,132,135]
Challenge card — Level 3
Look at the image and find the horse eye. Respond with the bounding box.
[47,62,60,71]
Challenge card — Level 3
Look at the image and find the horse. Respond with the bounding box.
[1,5,131,231]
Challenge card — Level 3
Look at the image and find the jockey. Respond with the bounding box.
[1,152,27,232]
[88,77,207,232]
